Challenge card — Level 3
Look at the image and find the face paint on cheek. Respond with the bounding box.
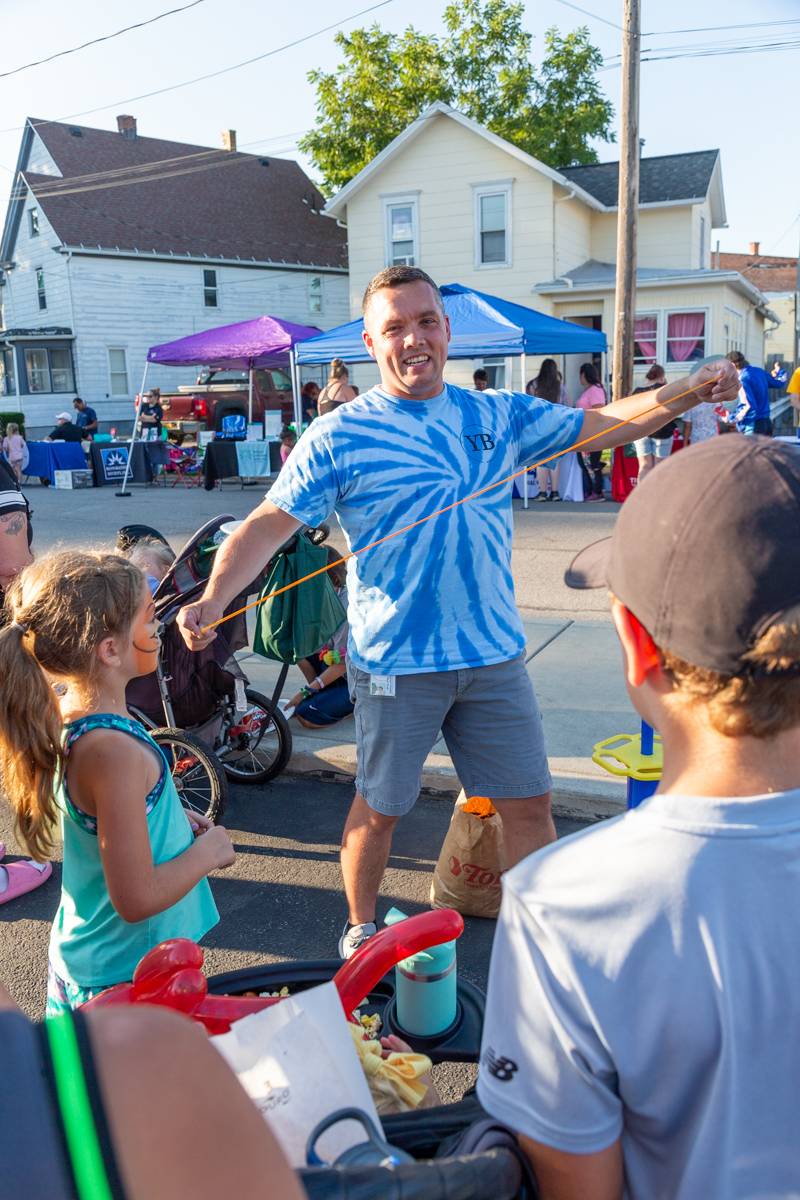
[132,619,160,676]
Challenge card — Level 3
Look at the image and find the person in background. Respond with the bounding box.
[631,364,675,483]
[577,362,607,501]
[478,437,800,1200]
[139,389,164,438]
[683,397,720,446]
[531,359,568,501]
[45,412,85,443]
[2,422,27,482]
[279,427,297,465]
[301,380,321,423]
[784,362,800,430]
[127,537,176,595]
[73,397,98,439]
[473,368,490,391]
[318,359,358,415]
[286,550,354,728]
[727,350,785,436]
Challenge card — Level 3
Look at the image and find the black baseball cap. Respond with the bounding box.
[565,436,800,675]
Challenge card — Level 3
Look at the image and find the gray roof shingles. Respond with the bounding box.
[22,118,346,269]
[560,150,719,207]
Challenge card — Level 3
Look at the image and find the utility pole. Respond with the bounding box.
[612,0,641,402]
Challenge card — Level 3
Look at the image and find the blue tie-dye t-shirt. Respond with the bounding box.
[267,383,583,675]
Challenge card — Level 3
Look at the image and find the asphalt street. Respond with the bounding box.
[0,776,587,1096]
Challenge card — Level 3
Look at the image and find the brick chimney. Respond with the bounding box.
[116,114,137,139]
[749,241,760,256]
[222,129,237,152]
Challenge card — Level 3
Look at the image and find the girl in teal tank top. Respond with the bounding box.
[0,549,235,1013]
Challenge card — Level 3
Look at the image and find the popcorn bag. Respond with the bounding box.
[430,791,506,918]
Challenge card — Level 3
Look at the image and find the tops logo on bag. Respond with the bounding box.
[448,855,502,889]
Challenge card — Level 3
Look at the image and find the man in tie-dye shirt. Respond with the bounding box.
[179,267,740,957]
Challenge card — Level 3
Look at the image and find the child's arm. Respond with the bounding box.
[71,732,234,924]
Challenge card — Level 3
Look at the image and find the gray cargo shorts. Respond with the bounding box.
[348,654,551,817]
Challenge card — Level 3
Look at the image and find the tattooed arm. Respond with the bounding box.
[0,509,32,590]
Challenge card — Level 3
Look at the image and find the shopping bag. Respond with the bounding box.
[211,981,382,1167]
[430,792,506,919]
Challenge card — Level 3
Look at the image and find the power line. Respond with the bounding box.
[601,35,800,68]
[0,0,207,80]
[551,0,622,31]
[643,17,800,37]
[0,0,395,137]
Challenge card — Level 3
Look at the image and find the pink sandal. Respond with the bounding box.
[0,859,52,904]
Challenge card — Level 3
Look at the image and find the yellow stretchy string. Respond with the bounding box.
[201,377,718,634]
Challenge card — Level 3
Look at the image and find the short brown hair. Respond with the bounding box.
[726,351,746,369]
[362,266,443,315]
[659,605,800,738]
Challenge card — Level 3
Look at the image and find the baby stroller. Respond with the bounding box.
[121,515,294,822]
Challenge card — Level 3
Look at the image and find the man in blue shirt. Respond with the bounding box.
[177,266,739,957]
[727,351,785,435]
[73,396,98,438]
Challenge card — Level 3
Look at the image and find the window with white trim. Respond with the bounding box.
[108,347,129,396]
[633,313,659,364]
[478,358,506,389]
[28,208,39,237]
[23,345,74,393]
[308,276,323,314]
[474,184,511,267]
[384,198,418,266]
[666,311,706,364]
[203,269,218,308]
[36,267,46,310]
[723,306,744,354]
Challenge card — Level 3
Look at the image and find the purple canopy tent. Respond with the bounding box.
[116,316,320,495]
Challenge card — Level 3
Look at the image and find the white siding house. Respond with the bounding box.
[0,118,349,434]
[325,103,776,398]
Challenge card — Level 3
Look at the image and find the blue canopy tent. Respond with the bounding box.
[294,282,607,367]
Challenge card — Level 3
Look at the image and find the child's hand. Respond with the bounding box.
[198,824,235,871]
[187,811,214,836]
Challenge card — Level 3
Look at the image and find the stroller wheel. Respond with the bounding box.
[150,728,228,822]
[217,689,292,784]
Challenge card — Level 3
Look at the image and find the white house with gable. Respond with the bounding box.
[0,116,349,435]
[325,102,776,398]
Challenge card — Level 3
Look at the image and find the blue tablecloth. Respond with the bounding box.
[26,441,87,484]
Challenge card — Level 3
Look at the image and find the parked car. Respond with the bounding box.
[157,366,295,435]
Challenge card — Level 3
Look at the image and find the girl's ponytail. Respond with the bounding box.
[0,620,63,860]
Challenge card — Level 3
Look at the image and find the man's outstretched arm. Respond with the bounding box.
[519,1135,623,1200]
[177,500,301,650]
[580,359,739,453]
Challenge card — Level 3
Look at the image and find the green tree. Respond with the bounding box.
[299,0,614,194]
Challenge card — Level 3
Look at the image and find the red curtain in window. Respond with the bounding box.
[634,315,657,360]
[667,313,705,361]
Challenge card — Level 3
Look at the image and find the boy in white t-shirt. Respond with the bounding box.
[477,435,800,1200]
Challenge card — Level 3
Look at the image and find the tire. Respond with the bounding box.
[216,689,292,784]
[150,727,227,823]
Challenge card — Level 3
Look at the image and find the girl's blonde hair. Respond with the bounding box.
[0,550,144,859]
[5,422,19,436]
[328,358,348,382]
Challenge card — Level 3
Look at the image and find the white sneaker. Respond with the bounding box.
[338,921,377,959]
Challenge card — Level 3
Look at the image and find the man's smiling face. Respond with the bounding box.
[362,281,451,400]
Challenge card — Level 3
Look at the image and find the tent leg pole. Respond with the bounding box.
[290,348,302,433]
[116,363,148,496]
[248,365,254,426]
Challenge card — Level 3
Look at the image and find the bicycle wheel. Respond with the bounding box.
[150,727,227,822]
[217,689,292,784]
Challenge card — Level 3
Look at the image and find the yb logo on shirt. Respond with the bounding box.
[460,426,495,454]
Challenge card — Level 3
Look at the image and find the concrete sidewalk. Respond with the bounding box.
[237,615,635,823]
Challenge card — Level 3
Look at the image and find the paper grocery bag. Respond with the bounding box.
[430,791,506,918]
[211,981,382,1167]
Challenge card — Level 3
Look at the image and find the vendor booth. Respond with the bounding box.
[295,283,607,504]
[117,316,321,494]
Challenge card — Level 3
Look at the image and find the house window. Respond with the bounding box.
[308,276,323,314]
[479,358,506,389]
[666,311,706,363]
[634,314,659,364]
[384,198,418,266]
[36,268,46,310]
[203,269,218,308]
[0,349,16,396]
[108,347,129,396]
[28,208,40,237]
[723,306,744,354]
[23,345,75,393]
[474,184,511,267]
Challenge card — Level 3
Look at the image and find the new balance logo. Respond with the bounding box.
[483,1047,518,1082]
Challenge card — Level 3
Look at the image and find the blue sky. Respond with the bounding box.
[1,0,798,258]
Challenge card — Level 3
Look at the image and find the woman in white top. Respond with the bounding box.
[529,359,569,501]
[683,401,719,445]
[317,359,358,416]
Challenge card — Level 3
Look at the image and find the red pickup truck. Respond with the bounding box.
[158,366,295,433]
